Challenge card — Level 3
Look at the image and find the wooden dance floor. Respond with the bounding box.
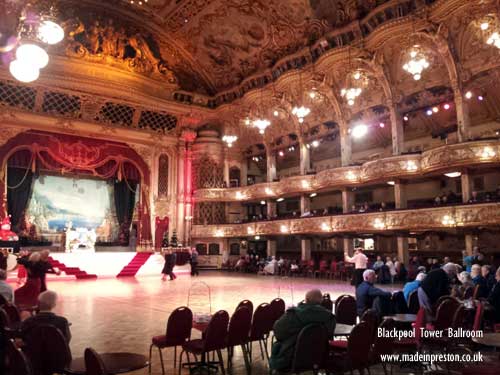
[16,272,402,375]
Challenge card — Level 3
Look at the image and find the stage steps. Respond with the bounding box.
[116,252,153,277]
[48,257,98,280]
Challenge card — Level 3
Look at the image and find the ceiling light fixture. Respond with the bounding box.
[310,193,317,198]
[465,91,473,99]
[277,197,284,202]
[351,124,368,138]
[402,46,430,81]
[311,140,320,148]
[387,181,395,186]
[222,135,238,148]
[444,171,461,178]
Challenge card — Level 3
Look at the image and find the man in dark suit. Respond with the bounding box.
[356,269,392,317]
[21,290,71,343]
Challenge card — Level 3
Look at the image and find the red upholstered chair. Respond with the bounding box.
[315,260,328,279]
[235,300,254,317]
[149,306,193,374]
[321,294,333,313]
[472,301,484,332]
[289,324,329,375]
[369,318,396,375]
[84,348,107,375]
[226,307,252,372]
[325,321,374,375]
[179,310,229,375]
[269,298,285,322]
[23,325,72,375]
[6,339,33,375]
[248,303,273,361]
[335,295,357,325]
[407,290,420,314]
[427,299,460,331]
[330,308,378,352]
[393,307,426,351]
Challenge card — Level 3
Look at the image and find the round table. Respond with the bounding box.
[333,323,353,336]
[472,333,500,348]
[65,352,148,375]
[385,314,417,323]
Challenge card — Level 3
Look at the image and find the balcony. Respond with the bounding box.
[191,202,500,238]
[193,140,500,202]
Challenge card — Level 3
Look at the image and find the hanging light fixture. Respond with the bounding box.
[222,135,238,147]
[292,70,310,124]
[5,3,64,83]
[341,49,368,106]
[478,14,500,49]
[251,89,271,134]
[402,45,430,81]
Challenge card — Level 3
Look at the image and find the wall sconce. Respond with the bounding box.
[480,146,496,159]
[406,160,418,171]
[265,187,274,195]
[373,218,386,230]
[442,215,456,226]
[247,226,255,235]
[280,225,288,233]
[321,222,331,231]
[236,191,245,200]
[301,179,310,189]
[346,170,357,181]
[214,229,224,237]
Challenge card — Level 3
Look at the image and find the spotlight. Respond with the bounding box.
[351,124,368,138]
[387,181,395,186]
[255,236,260,240]
[260,201,266,205]
[403,115,409,122]
[277,198,284,202]
[465,91,473,99]
[273,110,279,117]
[278,151,284,157]
[379,122,385,128]
[443,103,451,110]
[444,171,461,178]
[432,106,439,113]
[426,109,433,116]
[311,140,320,148]
[478,95,484,101]
[310,193,317,198]
[481,22,489,31]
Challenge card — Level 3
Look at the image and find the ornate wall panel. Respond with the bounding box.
[194,140,500,202]
[192,202,500,238]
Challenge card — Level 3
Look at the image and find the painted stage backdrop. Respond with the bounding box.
[25,175,119,242]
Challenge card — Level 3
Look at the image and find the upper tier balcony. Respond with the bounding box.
[191,202,500,238]
[193,140,500,202]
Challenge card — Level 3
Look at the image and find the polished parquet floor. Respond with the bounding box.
[23,272,401,374]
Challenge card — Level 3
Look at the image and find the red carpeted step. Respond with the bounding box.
[116,253,153,277]
[48,257,98,280]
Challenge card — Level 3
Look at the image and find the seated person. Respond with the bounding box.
[482,265,496,293]
[471,264,488,298]
[372,256,384,272]
[269,289,335,371]
[487,267,500,323]
[0,269,14,303]
[403,272,426,303]
[21,290,72,343]
[418,263,457,312]
[452,271,474,298]
[356,269,392,317]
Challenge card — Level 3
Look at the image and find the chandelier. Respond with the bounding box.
[252,118,271,134]
[292,71,310,124]
[243,89,272,134]
[341,70,367,106]
[2,2,64,83]
[479,17,500,49]
[222,135,238,147]
[402,46,430,81]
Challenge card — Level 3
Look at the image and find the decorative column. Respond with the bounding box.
[389,101,404,155]
[464,234,474,256]
[268,239,277,257]
[301,238,311,261]
[394,180,407,209]
[342,189,354,213]
[176,129,196,246]
[461,170,471,203]
[267,200,277,218]
[340,126,352,167]
[300,195,311,215]
[241,160,248,186]
[299,138,311,175]
[266,147,277,182]
[397,237,409,265]
[343,238,353,256]
[454,86,471,142]
[223,155,230,187]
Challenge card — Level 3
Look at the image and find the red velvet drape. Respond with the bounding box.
[0,130,152,243]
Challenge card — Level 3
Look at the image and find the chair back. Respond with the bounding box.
[23,325,72,375]
[335,295,357,325]
[451,305,466,330]
[434,299,460,330]
[360,308,379,338]
[413,307,426,346]
[347,322,373,367]
[166,306,193,345]
[392,291,408,314]
[407,290,420,314]
[463,286,474,300]
[472,301,484,331]
[371,318,396,361]
[334,294,349,315]
[236,300,254,317]
[269,298,285,322]
[3,303,21,325]
[291,324,328,373]
[6,339,33,375]
[0,294,7,306]
[84,348,107,375]
[204,310,229,352]
[249,303,271,340]
[227,307,252,346]
[321,296,333,312]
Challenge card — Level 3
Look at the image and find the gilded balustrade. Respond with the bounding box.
[193,140,500,202]
[191,202,500,238]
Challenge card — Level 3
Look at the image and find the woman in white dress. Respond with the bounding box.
[263,256,277,275]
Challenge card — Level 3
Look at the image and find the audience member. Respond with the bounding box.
[269,289,335,371]
[21,290,72,342]
[482,265,496,292]
[452,271,474,298]
[344,248,368,287]
[418,263,457,312]
[263,256,277,275]
[471,264,488,298]
[487,267,500,323]
[356,269,392,317]
[0,269,14,303]
[403,272,426,302]
[463,247,480,272]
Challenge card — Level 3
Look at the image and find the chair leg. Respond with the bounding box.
[148,344,153,375]
[258,339,265,360]
[178,350,184,375]
[241,344,251,375]
[216,349,226,375]
[158,347,165,375]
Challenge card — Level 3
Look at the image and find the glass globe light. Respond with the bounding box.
[38,20,65,45]
[9,59,40,83]
[16,43,49,68]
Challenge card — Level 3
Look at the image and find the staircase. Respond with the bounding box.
[48,257,98,280]
[116,252,153,277]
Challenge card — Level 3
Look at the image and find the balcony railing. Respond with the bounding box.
[193,140,500,202]
[191,202,500,238]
